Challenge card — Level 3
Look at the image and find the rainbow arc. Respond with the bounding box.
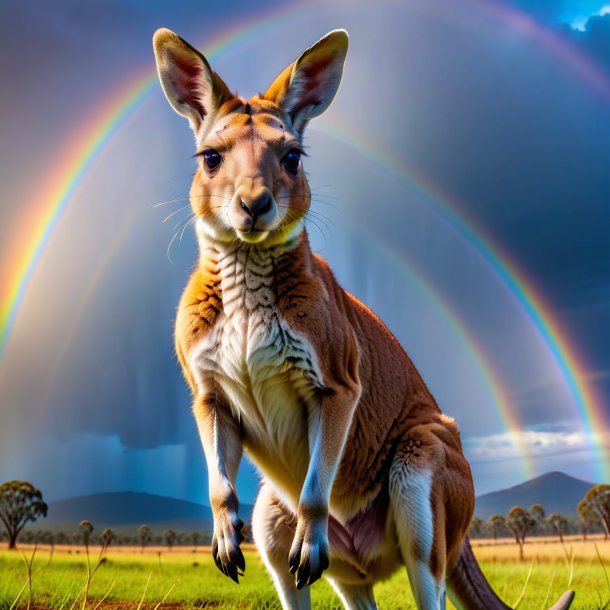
[1,0,607,481]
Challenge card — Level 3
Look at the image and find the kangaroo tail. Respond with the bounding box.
[446,537,575,610]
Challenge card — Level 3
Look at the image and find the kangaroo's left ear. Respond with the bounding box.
[153,28,233,132]
[264,29,348,134]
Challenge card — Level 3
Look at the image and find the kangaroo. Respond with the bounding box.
[153,27,575,610]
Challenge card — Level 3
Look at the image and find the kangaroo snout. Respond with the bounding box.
[240,192,273,219]
[230,186,277,240]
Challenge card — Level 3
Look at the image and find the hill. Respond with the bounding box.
[475,471,594,519]
[27,471,595,532]
[31,491,233,532]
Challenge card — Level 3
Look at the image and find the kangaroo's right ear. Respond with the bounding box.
[264,29,349,134]
[153,28,232,131]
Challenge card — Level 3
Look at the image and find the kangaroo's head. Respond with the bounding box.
[153,28,348,247]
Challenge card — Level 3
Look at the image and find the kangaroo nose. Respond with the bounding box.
[240,193,272,218]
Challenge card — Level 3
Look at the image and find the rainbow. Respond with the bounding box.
[37,210,141,413]
[346,225,532,480]
[1,1,607,480]
[315,118,609,482]
[0,69,153,361]
[474,0,610,102]
[0,1,310,361]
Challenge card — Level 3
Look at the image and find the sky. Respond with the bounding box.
[0,0,609,507]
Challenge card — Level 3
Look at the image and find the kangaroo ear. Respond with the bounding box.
[153,28,232,131]
[264,29,348,134]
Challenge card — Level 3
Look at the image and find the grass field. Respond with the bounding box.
[0,538,608,609]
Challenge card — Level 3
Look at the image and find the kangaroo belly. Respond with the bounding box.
[188,244,325,505]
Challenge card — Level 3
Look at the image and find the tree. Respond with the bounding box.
[507,506,536,560]
[530,503,546,534]
[581,485,610,539]
[577,498,597,541]
[487,514,506,543]
[79,520,94,551]
[55,532,68,546]
[190,531,201,552]
[0,481,48,549]
[163,528,177,551]
[469,516,483,538]
[99,528,115,548]
[40,531,56,564]
[138,524,152,553]
[547,513,568,544]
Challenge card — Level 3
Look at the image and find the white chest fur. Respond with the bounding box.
[189,241,324,459]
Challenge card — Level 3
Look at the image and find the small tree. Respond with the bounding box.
[582,485,610,539]
[40,531,56,564]
[530,503,546,534]
[120,534,134,546]
[469,517,483,538]
[487,514,506,543]
[79,520,94,551]
[507,506,536,560]
[191,531,201,552]
[577,498,597,541]
[547,513,568,544]
[0,481,48,549]
[55,531,68,546]
[163,528,177,551]
[99,528,115,548]
[139,524,152,553]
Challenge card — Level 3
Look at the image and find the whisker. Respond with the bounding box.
[153,196,190,208]
[306,209,335,228]
[306,213,334,237]
[275,195,337,209]
[167,213,196,263]
[189,193,233,201]
[180,215,198,242]
[153,193,233,208]
[171,212,195,232]
[162,204,193,224]
[275,204,333,227]
[304,216,329,250]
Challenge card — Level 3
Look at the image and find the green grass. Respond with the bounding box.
[0,543,609,609]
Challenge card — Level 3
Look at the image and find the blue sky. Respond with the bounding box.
[0,0,609,506]
[509,0,609,28]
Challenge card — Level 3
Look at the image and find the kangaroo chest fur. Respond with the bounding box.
[189,241,325,491]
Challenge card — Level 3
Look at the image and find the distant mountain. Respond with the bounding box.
[475,471,595,519]
[42,491,214,529]
[31,471,594,533]
[30,491,253,532]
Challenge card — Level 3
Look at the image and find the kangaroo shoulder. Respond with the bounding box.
[175,265,222,358]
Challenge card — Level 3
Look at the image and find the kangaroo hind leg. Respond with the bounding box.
[389,422,474,610]
[326,578,377,610]
[252,482,311,610]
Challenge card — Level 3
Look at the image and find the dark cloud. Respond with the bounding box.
[2,0,610,501]
[568,13,610,68]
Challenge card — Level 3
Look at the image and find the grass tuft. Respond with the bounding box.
[513,559,534,609]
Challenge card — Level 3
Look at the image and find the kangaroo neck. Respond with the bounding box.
[196,225,314,305]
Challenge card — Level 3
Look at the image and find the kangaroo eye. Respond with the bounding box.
[202,148,222,171]
[281,150,301,177]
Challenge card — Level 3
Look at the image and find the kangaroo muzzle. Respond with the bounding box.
[229,186,278,240]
